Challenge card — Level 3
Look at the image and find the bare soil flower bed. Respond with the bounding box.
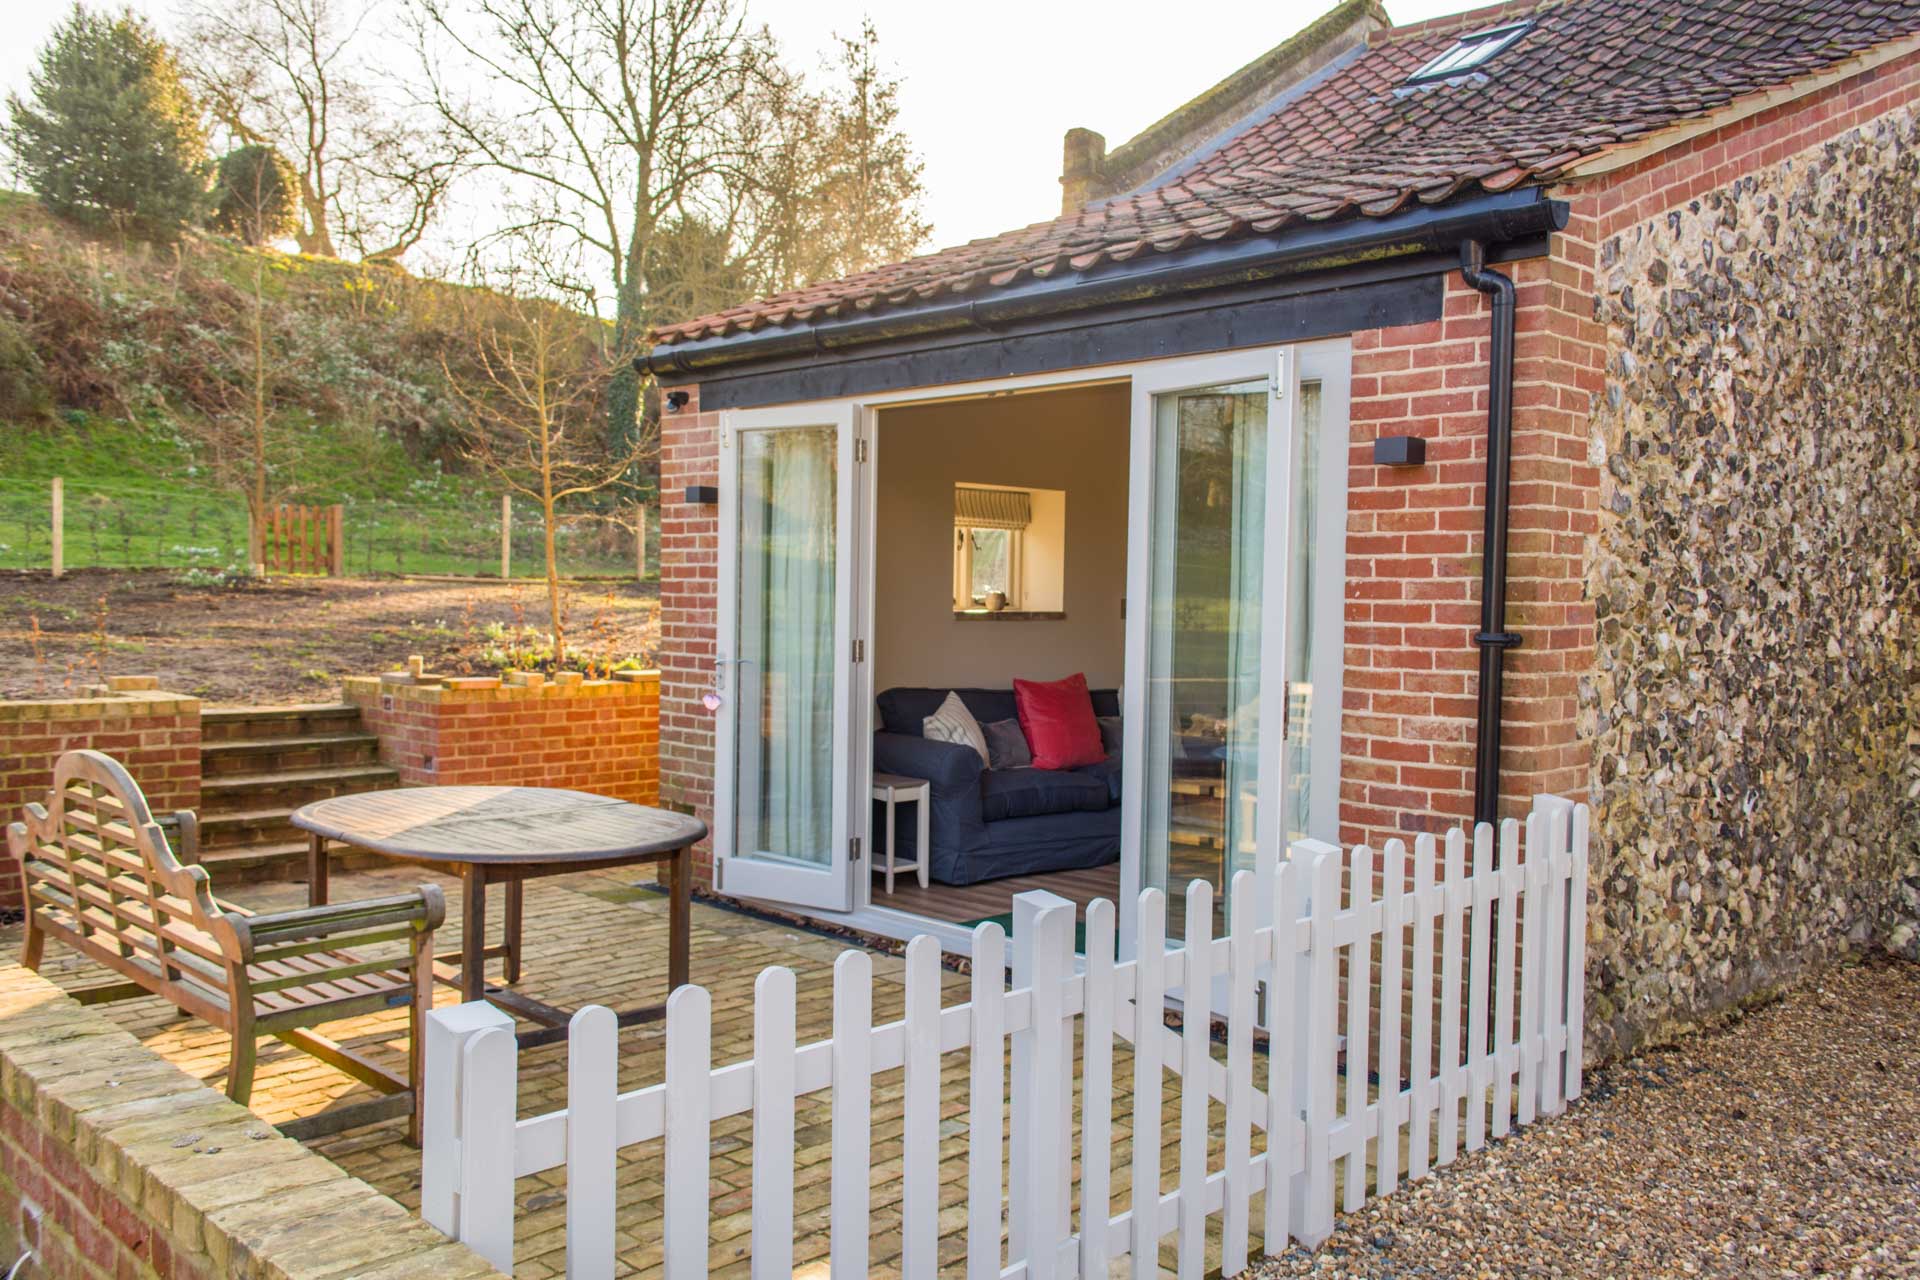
[1258,956,1920,1279]
[0,568,658,703]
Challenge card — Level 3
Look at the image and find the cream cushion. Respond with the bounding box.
[922,690,990,767]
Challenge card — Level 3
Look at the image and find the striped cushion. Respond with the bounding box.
[922,691,989,767]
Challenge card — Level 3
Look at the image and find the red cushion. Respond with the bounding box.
[1013,673,1106,770]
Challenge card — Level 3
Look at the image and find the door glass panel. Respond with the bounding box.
[1141,380,1267,940]
[1283,381,1323,843]
[735,426,837,866]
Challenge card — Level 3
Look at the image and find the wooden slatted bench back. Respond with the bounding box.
[10,749,245,1028]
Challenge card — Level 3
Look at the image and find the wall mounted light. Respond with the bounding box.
[665,390,691,411]
[684,484,719,505]
[1373,436,1427,467]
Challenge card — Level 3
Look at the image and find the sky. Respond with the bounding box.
[4,0,1488,259]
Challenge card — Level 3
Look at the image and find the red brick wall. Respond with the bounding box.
[1334,255,1602,854]
[656,387,721,879]
[343,674,661,806]
[1,1085,219,1280]
[0,689,201,913]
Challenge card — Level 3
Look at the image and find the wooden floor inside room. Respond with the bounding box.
[871,862,1121,925]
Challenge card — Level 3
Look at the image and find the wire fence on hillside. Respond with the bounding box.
[0,477,657,581]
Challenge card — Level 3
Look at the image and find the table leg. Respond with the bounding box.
[668,844,691,992]
[307,832,329,907]
[460,866,486,1004]
[502,877,523,985]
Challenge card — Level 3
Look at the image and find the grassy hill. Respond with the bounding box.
[0,191,648,578]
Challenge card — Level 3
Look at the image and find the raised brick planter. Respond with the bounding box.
[0,682,201,913]
[0,963,503,1279]
[342,671,662,807]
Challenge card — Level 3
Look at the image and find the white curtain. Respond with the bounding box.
[740,427,836,864]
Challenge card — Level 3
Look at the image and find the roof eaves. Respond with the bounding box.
[640,186,1566,376]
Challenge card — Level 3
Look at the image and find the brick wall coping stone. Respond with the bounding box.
[0,689,201,724]
[0,962,505,1279]
[342,670,660,706]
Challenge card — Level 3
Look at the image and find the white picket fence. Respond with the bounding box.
[421,795,1590,1279]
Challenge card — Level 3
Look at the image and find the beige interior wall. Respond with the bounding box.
[874,382,1129,694]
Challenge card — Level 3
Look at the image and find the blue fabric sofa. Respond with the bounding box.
[872,686,1122,887]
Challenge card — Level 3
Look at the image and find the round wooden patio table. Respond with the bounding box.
[291,786,706,1048]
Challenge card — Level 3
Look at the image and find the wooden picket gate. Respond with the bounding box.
[263,503,343,575]
[422,795,1589,1279]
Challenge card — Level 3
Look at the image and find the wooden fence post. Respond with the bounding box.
[50,477,63,579]
[421,1001,517,1271]
[1010,890,1074,1278]
[567,1006,618,1280]
[1291,840,1341,1245]
[328,504,344,576]
[501,495,512,579]
[635,507,647,581]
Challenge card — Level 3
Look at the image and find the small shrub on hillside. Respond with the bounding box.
[3,7,210,238]
[0,311,53,421]
[210,146,299,246]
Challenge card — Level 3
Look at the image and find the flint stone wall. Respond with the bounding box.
[1581,105,1920,1059]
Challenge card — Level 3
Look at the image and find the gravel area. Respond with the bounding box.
[1257,956,1920,1279]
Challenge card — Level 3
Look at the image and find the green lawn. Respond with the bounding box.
[0,417,657,579]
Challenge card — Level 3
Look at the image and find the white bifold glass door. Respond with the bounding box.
[714,402,861,910]
[1119,343,1349,947]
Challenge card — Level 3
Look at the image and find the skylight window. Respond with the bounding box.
[1405,21,1532,83]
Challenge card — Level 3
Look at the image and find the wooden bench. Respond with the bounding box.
[7,749,445,1141]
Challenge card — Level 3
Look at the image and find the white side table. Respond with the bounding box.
[871,773,931,893]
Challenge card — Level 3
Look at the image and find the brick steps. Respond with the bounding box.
[200,733,381,776]
[196,705,399,883]
[200,704,364,743]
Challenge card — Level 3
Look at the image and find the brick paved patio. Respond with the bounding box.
[12,865,1303,1278]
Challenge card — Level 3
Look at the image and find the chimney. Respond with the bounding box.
[1059,128,1108,213]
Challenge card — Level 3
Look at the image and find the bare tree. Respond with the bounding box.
[178,156,300,571]
[412,0,774,442]
[724,21,928,295]
[805,22,929,284]
[443,267,645,661]
[178,0,459,260]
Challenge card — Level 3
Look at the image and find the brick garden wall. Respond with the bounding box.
[0,962,501,1280]
[343,672,661,806]
[0,685,201,914]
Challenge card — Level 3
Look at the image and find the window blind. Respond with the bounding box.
[954,486,1032,530]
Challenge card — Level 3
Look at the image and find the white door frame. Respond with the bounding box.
[713,399,863,911]
[714,342,1350,954]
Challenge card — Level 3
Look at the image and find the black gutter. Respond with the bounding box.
[639,188,1567,379]
[1459,240,1522,829]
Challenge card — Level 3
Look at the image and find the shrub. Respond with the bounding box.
[0,311,53,421]
[3,6,209,238]
[210,145,300,245]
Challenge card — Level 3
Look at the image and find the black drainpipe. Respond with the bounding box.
[1459,240,1522,828]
